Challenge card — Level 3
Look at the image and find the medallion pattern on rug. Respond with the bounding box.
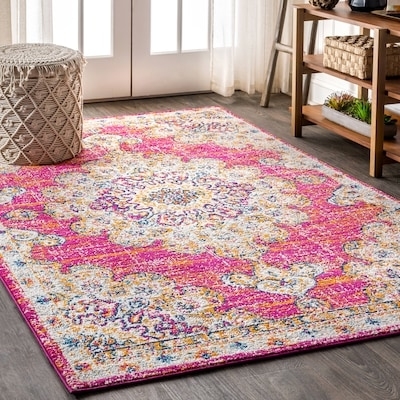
[0,107,399,392]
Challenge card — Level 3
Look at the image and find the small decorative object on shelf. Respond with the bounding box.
[322,92,398,139]
[309,0,339,9]
[347,0,387,12]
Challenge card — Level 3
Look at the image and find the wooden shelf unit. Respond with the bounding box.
[291,3,400,177]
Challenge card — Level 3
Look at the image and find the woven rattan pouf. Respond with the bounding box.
[0,43,85,165]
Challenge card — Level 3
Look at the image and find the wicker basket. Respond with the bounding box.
[323,35,400,80]
[0,43,85,165]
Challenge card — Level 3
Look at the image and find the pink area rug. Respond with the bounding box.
[0,107,399,392]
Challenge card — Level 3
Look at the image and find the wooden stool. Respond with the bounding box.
[0,43,85,165]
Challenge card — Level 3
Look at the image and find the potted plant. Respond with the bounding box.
[322,91,398,139]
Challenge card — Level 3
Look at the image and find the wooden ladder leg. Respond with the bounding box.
[303,19,318,105]
[260,0,290,107]
[260,1,318,108]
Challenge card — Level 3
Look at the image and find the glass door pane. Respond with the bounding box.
[52,0,113,57]
[83,0,112,57]
[182,0,209,52]
[52,0,79,50]
[151,0,178,54]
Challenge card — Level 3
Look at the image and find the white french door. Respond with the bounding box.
[50,0,131,101]
[51,0,210,100]
[80,0,132,100]
[132,0,211,97]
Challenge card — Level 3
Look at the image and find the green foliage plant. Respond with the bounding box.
[350,98,371,124]
[324,91,355,113]
[324,92,397,126]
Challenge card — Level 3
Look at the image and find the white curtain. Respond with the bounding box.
[0,0,293,97]
[14,0,53,43]
[0,0,53,44]
[0,0,12,46]
[211,0,294,97]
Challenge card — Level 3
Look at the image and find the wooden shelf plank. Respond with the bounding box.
[295,3,400,36]
[304,54,400,100]
[302,105,400,162]
[303,54,374,90]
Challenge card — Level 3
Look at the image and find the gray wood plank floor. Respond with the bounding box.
[1,92,399,400]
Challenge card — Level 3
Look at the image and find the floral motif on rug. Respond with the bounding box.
[0,107,399,392]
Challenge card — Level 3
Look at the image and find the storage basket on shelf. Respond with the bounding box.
[0,43,85,165]
[323,35,400,80]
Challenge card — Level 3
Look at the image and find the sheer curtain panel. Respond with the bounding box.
[3,0,53,44]
[0,0,12,46]
[211,0,294,97]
